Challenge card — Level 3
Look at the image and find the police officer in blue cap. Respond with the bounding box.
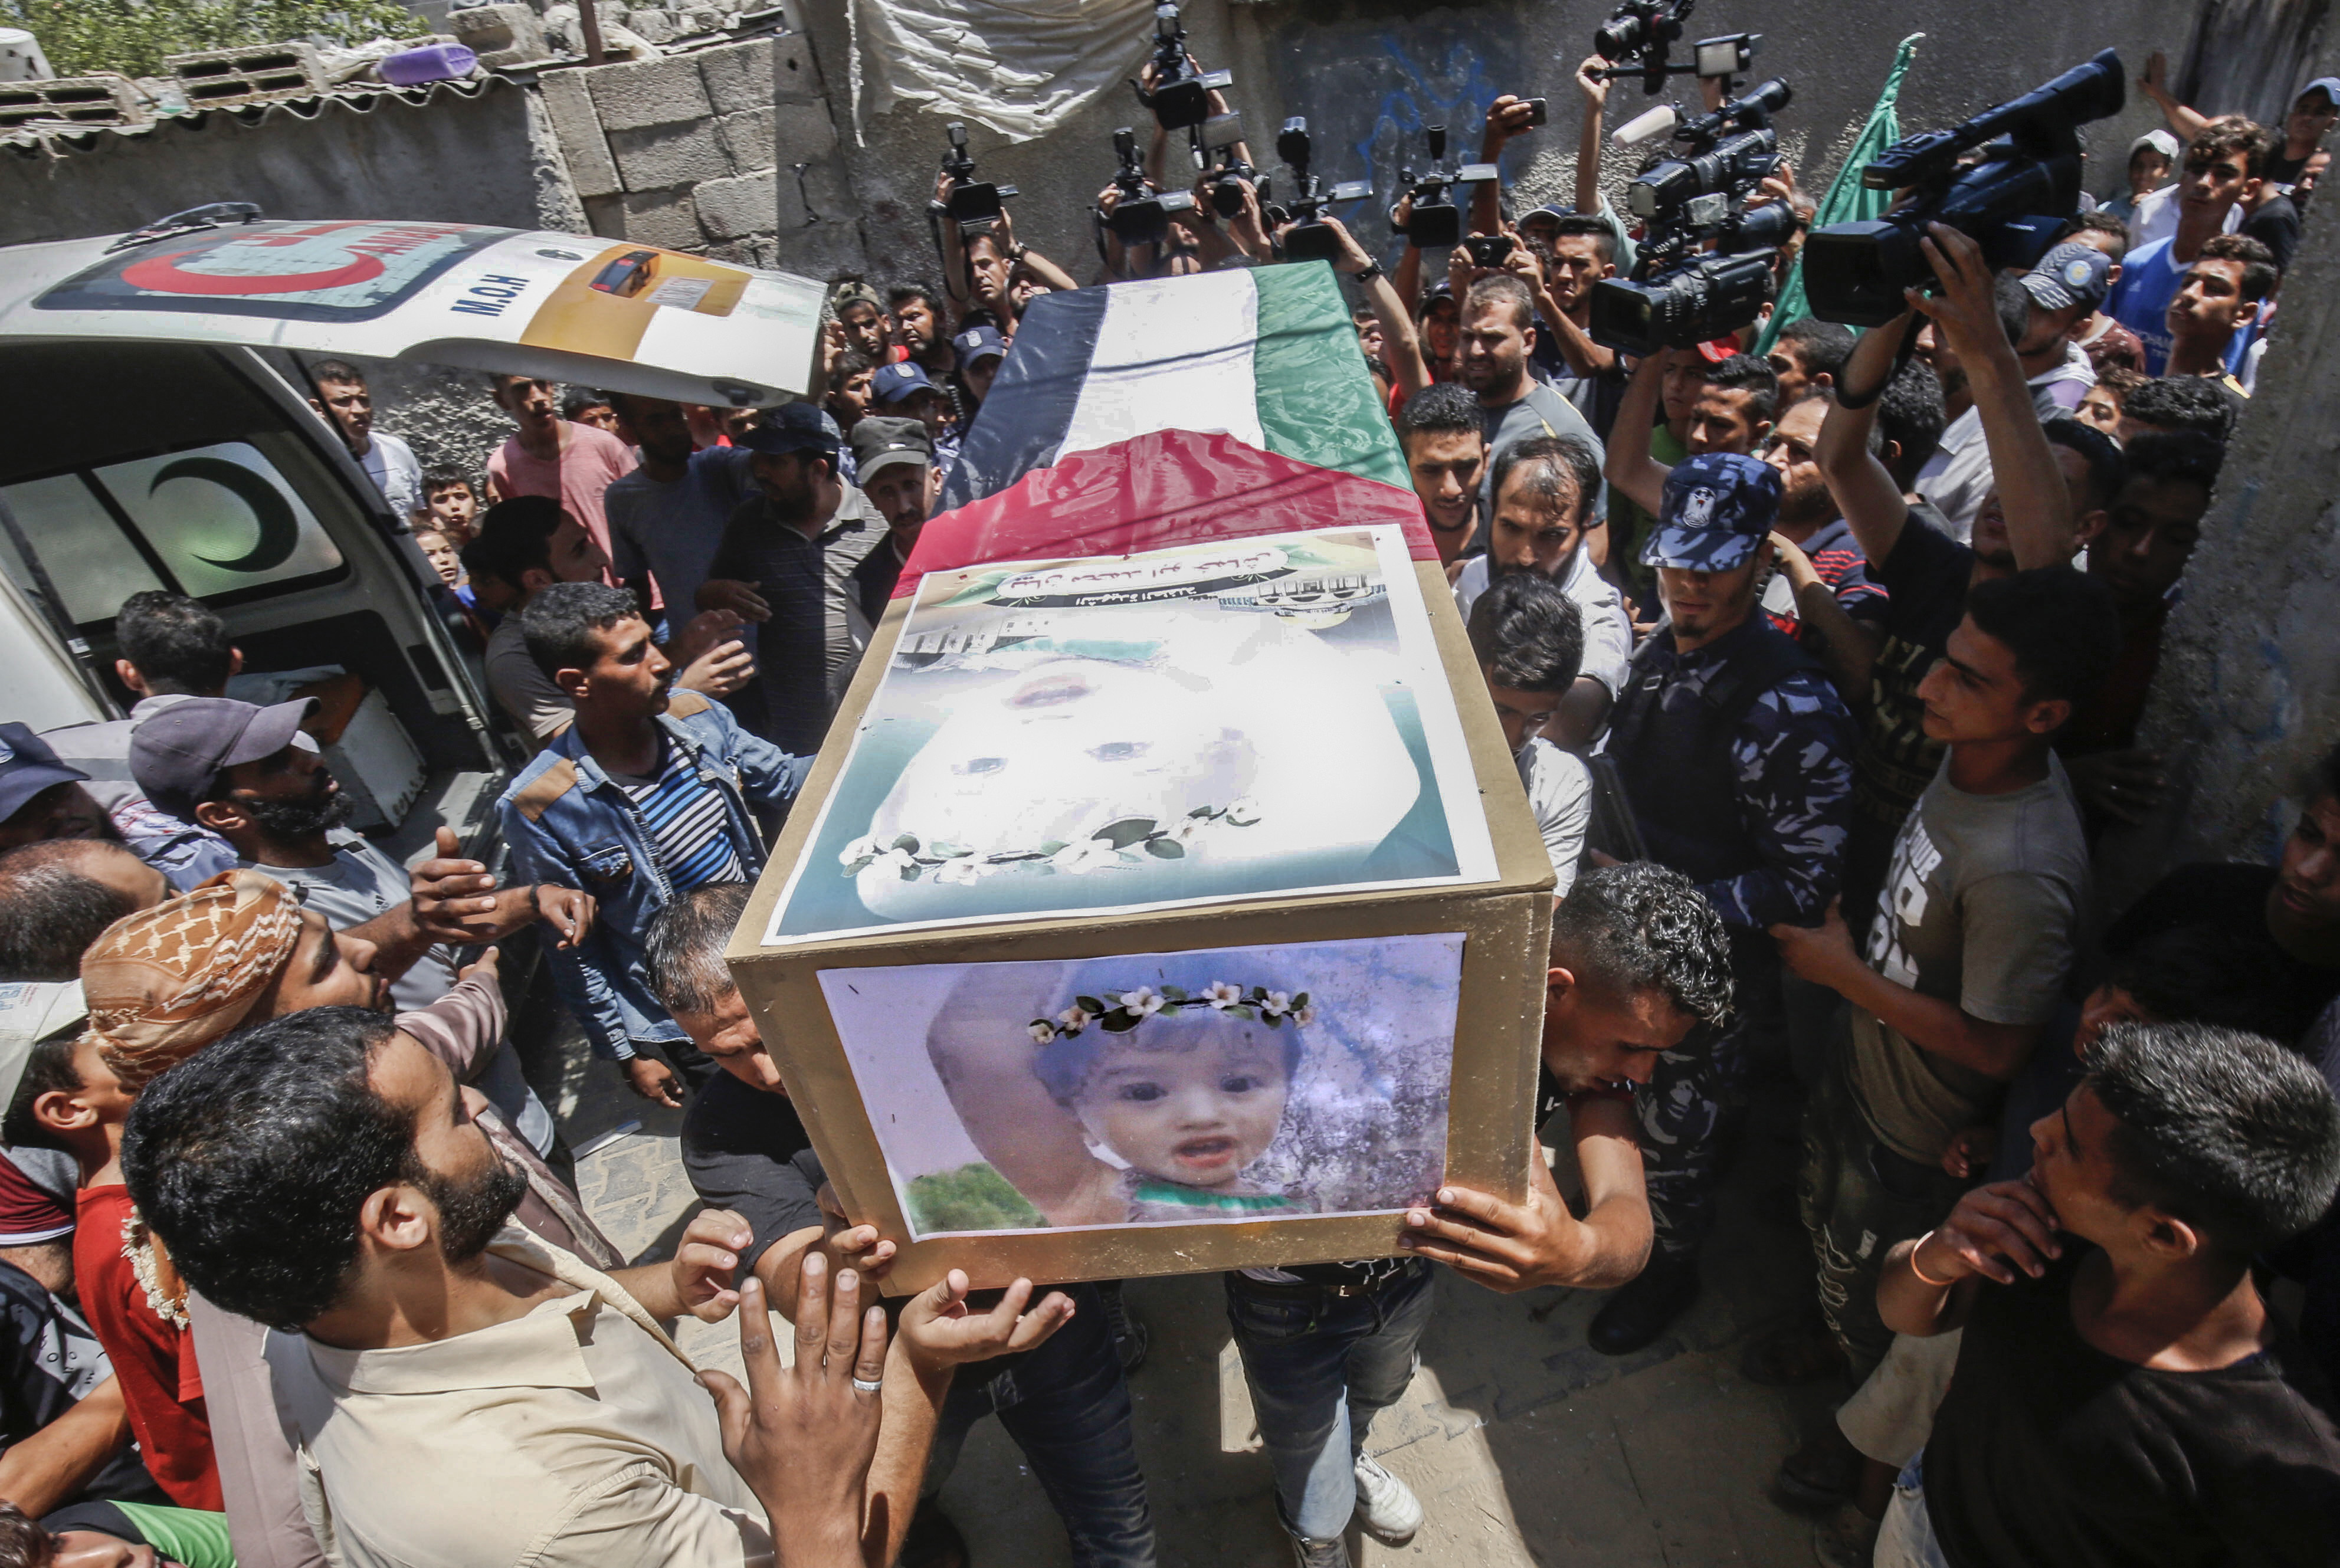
[1588,452,1856,1353]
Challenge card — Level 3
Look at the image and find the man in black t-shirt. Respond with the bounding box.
[1871,1021,2340,1568]
[642,885,1158,1568]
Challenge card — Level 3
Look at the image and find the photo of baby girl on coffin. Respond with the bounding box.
[815,934,1464,1236]
[765,526,1494,943]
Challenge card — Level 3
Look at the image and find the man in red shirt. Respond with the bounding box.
[483,374,637,586]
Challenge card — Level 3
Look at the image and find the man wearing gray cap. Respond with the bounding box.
[2012,241,2109,416]
[847,417,940,626]
[130,697,584,1156]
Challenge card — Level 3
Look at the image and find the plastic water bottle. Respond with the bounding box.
[378,42,479,86]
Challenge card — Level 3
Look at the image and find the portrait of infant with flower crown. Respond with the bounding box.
[765,526,1496,946]
[815,934,1464,1236]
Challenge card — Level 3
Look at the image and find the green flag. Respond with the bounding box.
[1755,33,1925,354]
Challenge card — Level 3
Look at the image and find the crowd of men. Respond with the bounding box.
[0,41,2334,1568]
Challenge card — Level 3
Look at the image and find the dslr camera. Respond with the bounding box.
[1274,117,1372,263]
[1802,49,2125,325]
[1395,124,1500,250]
[1099,126,1197,245]
[1135,1,1233,131]
[1589,77,1796,355]
[938,122,1018,238]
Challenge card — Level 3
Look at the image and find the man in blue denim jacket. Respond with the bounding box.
[497,583,811,1107]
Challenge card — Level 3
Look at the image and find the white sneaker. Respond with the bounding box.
[1353,1453,1423,1546]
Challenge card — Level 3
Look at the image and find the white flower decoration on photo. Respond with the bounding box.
[840,798,1263,885]
[1027,982,1318,1042]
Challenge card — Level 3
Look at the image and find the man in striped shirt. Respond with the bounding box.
[498,584,811,1110]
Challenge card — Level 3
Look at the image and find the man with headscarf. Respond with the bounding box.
[50,872,621,1568]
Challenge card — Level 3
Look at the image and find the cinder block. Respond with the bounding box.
[715,105,774,172]
[621,8,677,44]
[0,73,148,131]
[449,3,549,68]
[582,191,630,239]
[584,50,711,131]
[697,37,772,115]
[609,117,729,188]
[768,99,834,162]
[771,30,824,102]
[696,168,778,240]
[536,67,622,198]
[620,186,704,251]
[164,41,328,106]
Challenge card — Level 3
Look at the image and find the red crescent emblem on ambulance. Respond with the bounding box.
[119,247,389,297]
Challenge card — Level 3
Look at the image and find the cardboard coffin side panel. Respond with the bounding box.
[727,554,1555,1292]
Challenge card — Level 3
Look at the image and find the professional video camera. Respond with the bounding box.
[1274,117,1372,263]
[1135,1,1233,131]
[1802,49,2125,326]
[1199,110,1263,219]
[1590,0,1759,96]
[1099,126,1197,245]
[1588,77,1796,355]
[1394,125,1499,250]
[938,122,1018,238]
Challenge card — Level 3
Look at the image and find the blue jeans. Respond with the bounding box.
[1224,1262,1437,1541]
[924,1282,1155,1568]
[1874,1455,1952,1568]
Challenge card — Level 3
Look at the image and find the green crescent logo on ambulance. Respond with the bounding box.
[149,456,301,573]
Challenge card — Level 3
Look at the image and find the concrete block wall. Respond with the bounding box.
[535,33,848,271]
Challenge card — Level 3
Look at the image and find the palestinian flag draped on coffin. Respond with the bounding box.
[921,262,1423,573]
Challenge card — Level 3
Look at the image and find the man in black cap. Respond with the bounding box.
[1588,451,1856,1354]
[846,418,939,627]
[700,405,886,755]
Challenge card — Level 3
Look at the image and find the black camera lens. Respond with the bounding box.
[1595,13,1647,61]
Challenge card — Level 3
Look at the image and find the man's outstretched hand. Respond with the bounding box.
[701,1259,886,1568]
[899,1270,1074,1370]
[624,1055,686,1109]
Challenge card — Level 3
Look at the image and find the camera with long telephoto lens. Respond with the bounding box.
[1274,117,1374,263]
[1589,77,1795,355]
[1394,124,1500,250]
[1100,125,1197,245]
[1802,49,2125,326]
[1135,1,1233,131]
[939,122,1018,238]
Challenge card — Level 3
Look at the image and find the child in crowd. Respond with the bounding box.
[418,466,481,545]
[562,388,618,432]
[414,526,465,590]
[2076,366,2148,439]
[1028,981,1312,1223]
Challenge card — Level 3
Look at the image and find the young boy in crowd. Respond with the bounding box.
[561,388,619,433]
[1467,572,1590,891]
[1873,1022,2340,1566]
[419,466,481,544]
[2076,366,2148,439]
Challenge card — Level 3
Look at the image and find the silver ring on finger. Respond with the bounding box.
[852,1376,885,1394]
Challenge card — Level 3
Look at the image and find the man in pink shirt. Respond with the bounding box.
[483,375,637,587]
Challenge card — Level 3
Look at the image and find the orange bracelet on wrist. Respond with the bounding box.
[1908,1231,1959,1288]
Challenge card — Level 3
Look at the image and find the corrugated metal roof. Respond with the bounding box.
[0,69,512,159]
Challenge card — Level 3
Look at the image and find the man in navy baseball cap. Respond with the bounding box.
[952,324,1007,409]
[734,402,842,460]
[869,359,959,474]
[1588,444,1854,1357]
[0,724,110,852]
[1643,450,1782,576]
